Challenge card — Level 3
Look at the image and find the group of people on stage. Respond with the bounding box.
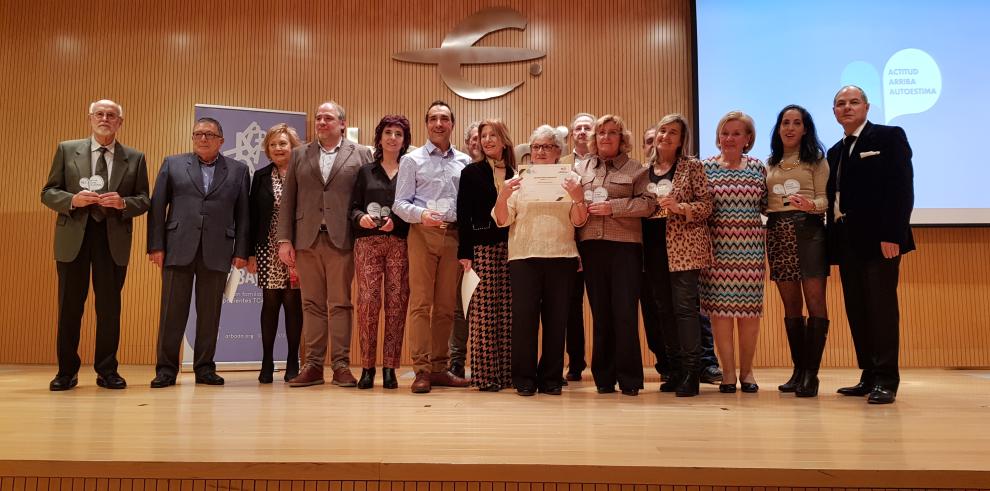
[42,84,914,404]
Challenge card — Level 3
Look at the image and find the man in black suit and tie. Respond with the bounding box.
[826,85,915,404]
[147,117,250,388]
[41,99,151,391]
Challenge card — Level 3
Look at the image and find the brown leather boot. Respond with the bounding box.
[288,365,325,387]
[411,371,432,393]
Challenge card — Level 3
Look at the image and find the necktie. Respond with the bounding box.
[91,147,109,222]
[836,135,857,189]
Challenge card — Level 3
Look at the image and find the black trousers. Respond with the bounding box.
[565,271,587,373]
[642,238,703,374]
[640,273,671,374]
[260,288,303,373]
[155,248,228,377]
[579,240,644,391]
[509,257,578,391]
[55,220,127,377]
[836,223,902,391]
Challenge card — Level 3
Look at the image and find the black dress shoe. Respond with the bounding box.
[740,382,759,393]
[258,371,274,384]
[596,386,616,394]
[566,370,583,381]
[195,372,225,385]
[150,373,176,388]
[479,385,502,392]
[837,382,873,396]
[620,388,639,396]
[449,363,466,379]
[719,383,737,393]
[539,385,562,395]
[700,365,723,384]
[560,377,569,386]
[516,387,536,396]
[357,368,375,389]
[867,386,896,404]
[97,372,127,389]
[382,368,398,389]
[659,371,683,392]
[49,374,78,391]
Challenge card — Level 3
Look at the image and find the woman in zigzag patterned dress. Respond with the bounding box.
[700,111,767,394]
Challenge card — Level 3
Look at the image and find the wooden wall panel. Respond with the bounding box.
[0,1,987,368]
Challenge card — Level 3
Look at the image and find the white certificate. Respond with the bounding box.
[517,164,572,202]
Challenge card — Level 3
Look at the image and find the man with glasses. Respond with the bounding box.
[42,99,150,391]
[147,117,250,388]
[394,100,473,393]
[276,101,372,388]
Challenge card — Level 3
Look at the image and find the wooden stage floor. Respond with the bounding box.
[1,365,989,490]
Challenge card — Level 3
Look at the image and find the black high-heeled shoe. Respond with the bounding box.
[740,382,759,393]
[719,383,737,393]
[258,371,274,384]
[382,368,398,389]
[357,368,375,389]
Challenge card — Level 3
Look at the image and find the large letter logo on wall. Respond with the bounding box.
[392,7,546,100]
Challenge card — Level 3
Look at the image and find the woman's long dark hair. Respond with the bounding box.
[768,104,825,166]
[373,115,411,163]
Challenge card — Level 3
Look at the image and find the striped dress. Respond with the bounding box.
[699,155,767,318]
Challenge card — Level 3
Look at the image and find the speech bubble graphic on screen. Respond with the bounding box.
[883,49,941,123]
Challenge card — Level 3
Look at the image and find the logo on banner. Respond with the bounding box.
[223,121,266,175]
[392,7,546,100]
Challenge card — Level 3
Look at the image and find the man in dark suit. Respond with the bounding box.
[826,85,915,404]
[41,99,151,391]
[147,117,250,388]
[277,101,373,387]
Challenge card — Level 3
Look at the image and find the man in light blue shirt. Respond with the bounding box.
[394,100,472,393]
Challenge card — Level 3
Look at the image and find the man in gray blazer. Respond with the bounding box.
[147,117,250,388]
[277,101,372,387]
[41,99,150,391]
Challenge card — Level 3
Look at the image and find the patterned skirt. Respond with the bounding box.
[468,242,513,390]
[699,224,766,318]
[766,211,828,282]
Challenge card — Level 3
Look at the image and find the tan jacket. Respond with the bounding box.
[575,154,655,244]
[660,157,713,272]
[277,139,373,250]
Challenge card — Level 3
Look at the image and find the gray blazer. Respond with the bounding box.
[277,139,373,251]
[41,138,151,266]
[147,153,250,272]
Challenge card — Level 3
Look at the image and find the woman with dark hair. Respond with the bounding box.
[574,115,655,396]
[248,123,304,383]
[642,114,714,397]
[493,125,587,396]
[349,115,412,389]
[457,119,516,391]
[766,104,830,397]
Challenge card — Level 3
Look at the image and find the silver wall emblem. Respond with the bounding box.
[392,7,546,100]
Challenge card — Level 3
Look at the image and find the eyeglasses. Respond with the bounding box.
[193,132,222,140]
[90,111,120,121]
[530,144,559,152]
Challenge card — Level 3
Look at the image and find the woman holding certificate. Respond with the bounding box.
[765,105,830,397]
[349,115,412,390]
[574,115,656,396]
[641,114,714,397]
[248,123,304,384]
[700,111,767,394]
[457,119,516,392]
[493,125,587,396]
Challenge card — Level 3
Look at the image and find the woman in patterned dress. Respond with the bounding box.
[700,111,767,393]
[457,119,516,391]
[350,115,412,390]
[248,123,303,384]
[766,105,830,397]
